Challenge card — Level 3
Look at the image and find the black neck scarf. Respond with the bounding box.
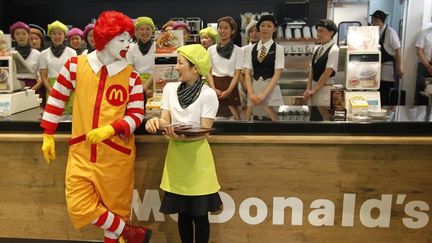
[50,44,66,58]
[138,39,153,56]
[15,44,32,60]
[216,40,234,59]
[74,47,86,55]
[177,78,204,109]
[87,45,95,54]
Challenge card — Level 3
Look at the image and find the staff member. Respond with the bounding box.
[39,20,76,114]
[9,21,43,96]
[415,26,432,105]
[303,19,339,108]
[244,15,284,121]
[199,27,218,50]
[207,16,243,120]
[371,10,403,105]
[41,11,151,243]
[173,22,190,44]
[29,24,46,51]
[239,20,260,111]
[67,27,86,55]
[146,44,221,243]
[83,23,95,53]
[126,16,156,102]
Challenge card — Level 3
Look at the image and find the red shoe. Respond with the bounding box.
[120,224,152,243]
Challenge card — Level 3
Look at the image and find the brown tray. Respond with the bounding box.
[157,125,214,136]
[174,127,214,136]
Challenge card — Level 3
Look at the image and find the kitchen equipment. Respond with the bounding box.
[186,17,203,43]
[347,26,379,51]
[0,88,41,116]
[337,21,361,47]
[0,52,39,116]
[0,52,31,93]
[344,26,382,118]
[345,50,381,90]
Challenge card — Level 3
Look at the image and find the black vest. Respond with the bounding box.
[311,44,335,81]
[252,43,276,80]
[379,25,395,64]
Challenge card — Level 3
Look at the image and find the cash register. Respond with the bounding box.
[0,51,41,116]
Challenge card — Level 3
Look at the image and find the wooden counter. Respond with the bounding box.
[1,134,432,242]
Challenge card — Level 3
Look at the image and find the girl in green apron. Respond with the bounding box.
[145,44,221,243]
[126,17,156,103]
[39,21,76,114]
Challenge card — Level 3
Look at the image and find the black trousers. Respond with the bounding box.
[379,81,394,106]
[415,63,431,105]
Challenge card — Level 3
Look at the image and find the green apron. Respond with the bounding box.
[160,139,220,196]
[139,73,152,90]
[47,77,74,115]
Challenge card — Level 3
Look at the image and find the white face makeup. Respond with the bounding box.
[105,31,132,60]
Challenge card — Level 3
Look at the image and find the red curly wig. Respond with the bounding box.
[93,11,134,51]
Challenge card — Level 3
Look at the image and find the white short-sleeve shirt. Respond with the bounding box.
[241,42,254,66]
[312,41,339,74]
[161,82,219,126]
[415,27,432,62]
[126,42,155,74]
[208,44,243,77]
[379,25,401,81]
[39,47,77,78]
[243,39,285,70]
[16,48,41,80]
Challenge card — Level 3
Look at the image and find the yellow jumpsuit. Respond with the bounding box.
[66,56,136,229]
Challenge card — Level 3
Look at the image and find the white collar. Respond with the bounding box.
[87,51,129,77]
[321,40,334,51]
[258,39,274,50]
[379,24,387,36]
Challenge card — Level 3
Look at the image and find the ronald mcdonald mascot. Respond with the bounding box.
[41,11,152,243]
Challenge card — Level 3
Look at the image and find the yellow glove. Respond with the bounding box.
[86,125,115,144]
[42,134,55,164]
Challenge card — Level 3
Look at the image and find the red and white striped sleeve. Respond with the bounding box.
[40,57,77,134]
[111,71,145,137]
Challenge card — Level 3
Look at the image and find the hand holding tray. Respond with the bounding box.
[157,124,214,136]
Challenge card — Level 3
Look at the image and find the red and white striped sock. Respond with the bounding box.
[92,210,126,237]
[103,230,119,243]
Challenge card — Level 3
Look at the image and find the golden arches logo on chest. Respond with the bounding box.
[106,85,128,106]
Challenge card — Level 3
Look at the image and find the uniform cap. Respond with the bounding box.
[177,44,211,76]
